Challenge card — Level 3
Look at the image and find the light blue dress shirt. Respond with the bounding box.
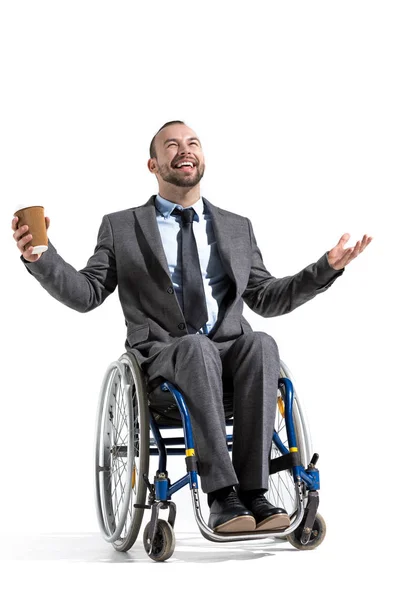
[155,194,231,333]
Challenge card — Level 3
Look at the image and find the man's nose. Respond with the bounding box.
[178,143,193,154]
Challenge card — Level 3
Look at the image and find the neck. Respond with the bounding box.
[157,183,201,208]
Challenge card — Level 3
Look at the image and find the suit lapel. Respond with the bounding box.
[202,197,248,292]
[134,195,172,281]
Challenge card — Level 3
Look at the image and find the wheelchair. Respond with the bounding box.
[94,351,326,562]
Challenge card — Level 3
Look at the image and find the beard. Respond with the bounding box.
[157,162,205,188]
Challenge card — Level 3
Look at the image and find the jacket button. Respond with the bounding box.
[178,322,185,330]
[167,286,174,294]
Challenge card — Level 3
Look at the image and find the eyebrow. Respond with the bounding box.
[163,137,201,145]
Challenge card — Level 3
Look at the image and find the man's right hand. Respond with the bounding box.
[12,215,51,262]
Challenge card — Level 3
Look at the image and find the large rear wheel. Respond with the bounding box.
[94,352,149,552]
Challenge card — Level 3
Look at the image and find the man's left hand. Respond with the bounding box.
[328,233,373,270]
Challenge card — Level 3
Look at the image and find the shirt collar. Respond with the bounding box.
[155,193,204,221]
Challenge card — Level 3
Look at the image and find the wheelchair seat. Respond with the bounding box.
[147,375,235,425]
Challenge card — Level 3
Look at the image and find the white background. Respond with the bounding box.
[0,0,398,597]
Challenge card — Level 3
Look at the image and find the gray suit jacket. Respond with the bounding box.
[23,195,344,365]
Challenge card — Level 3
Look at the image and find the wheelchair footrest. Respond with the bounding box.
[270,451,301,475]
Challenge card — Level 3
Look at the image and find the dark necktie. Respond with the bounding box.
[172,207,208,332]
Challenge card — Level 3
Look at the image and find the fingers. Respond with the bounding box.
[12,219,31,249]
[340,241,362,266]
[12,217,38,261]
[359,234,373,252]
[12,217,28,241]
[346,235,373,260]
[347,240,361,261]
[338,233,351,248]
[22,247,42,262]
[18,233,33,253]
[337,234,373,268]
[337,246,355,268]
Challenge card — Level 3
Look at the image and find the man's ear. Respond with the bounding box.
[147,158,157,173]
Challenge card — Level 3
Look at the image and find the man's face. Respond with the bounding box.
[149,124,205,188]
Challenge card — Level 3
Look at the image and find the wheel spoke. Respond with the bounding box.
[278,472,295,501]
[269,476,286,507]
[111,460,128,500]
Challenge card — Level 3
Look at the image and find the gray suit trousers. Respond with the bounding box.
[142,331,280,494]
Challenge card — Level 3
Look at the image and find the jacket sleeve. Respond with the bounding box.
[242,218,344,317]
[21,215,117,313]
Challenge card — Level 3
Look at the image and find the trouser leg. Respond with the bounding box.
[220,331,280,491]
[142,335,239,494]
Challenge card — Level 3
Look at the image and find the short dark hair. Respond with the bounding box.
[149,120,186,159]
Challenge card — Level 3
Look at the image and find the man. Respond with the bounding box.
[12,120,372,534]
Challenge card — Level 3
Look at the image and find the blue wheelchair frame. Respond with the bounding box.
[144,376,321,545]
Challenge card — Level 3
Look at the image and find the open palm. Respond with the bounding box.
[328,233,372,270]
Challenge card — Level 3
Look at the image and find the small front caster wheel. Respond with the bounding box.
[143,519,175,562]
[287,512,326,550]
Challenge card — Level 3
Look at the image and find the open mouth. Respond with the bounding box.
[174,161,196,172]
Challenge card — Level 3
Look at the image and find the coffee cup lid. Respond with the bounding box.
[14,203,44,212]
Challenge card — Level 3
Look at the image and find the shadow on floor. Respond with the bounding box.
[0,532,297,563]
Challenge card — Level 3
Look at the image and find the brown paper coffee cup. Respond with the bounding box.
[14,204,48,254]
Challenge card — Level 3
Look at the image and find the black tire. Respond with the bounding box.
[143,519,176,562]
[287,512,326,550]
